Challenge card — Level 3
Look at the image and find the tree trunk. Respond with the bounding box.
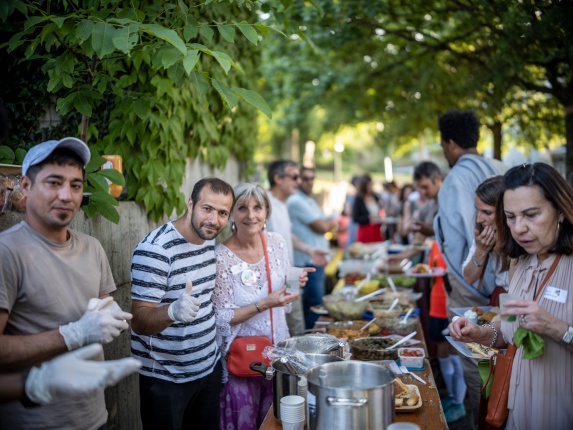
[80,114,90,144]
[565,105,573,178]
[491,121,502,160]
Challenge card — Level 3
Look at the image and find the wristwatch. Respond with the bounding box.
[561,325,573,345]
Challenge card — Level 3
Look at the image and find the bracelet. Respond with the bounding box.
[255,303,262,313]
[471,256,483,268]
[482,323,498,348]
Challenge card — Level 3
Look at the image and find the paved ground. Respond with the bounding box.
[429,358,476,430]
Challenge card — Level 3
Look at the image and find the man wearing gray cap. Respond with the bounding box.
[0,137,132,430]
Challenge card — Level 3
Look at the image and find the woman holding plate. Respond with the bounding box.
[213,182,310,430]
[449,163,573,430]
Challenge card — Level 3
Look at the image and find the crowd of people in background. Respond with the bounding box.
[1,108,571,430]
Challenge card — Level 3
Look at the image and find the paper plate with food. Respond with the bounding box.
[406,263,445,278]
[394,378,422,411]
[451,306,501,325]
[445,336,500,360]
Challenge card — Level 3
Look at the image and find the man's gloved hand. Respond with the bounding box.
[168,279,201,322]
[25,343,142,405]
[59,297,132,350]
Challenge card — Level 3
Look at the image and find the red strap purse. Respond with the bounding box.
[226,232,275,377]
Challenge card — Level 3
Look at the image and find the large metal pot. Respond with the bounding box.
[250,353,343,420]
[306,361,395,430]
[277,335,345,358]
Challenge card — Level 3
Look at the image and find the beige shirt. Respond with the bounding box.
[0,221,116,430]
[502,253,573,430]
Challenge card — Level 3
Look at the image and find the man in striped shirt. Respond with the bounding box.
[130,178,234,430]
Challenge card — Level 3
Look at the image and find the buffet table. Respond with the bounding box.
[259,319,448,430]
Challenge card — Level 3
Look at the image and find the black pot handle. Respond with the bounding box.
[249,361,267,377]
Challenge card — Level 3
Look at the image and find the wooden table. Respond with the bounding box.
[259,319,448,430]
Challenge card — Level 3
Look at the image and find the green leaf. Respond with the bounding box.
[56,93,75,115]
[210,51,231,74]
[99,168,125,186]
[85,155,107,173]
[183,25,198,42]
[178,0,189,15]
[15,148,26,164]
[200,25,214,42]
[232,87,272,118]
[0,146,15,161]
[91,22,116,58]
[212,79,238,108]
[76,19,94,43]
[183,49,200,75]
[90,190,120,206]
[216,24,235,43]
[82,202,97,218]
[87,171,110,192]
[189,71,208,97]
[141,24,186,55]
[112,26,133,55]
[25,15,52,31]
[160,46,183,69]
[133,98,150,120]
[62,74,73,88]
[50,17,66,28]
[94,202,121,224]
[74,94,92,117]
[236,23,258,45]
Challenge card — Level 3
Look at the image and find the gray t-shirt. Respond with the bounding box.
[0,221,116,430]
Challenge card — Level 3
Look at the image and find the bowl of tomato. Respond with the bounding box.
[398,347,425,369]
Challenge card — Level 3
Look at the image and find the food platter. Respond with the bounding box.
[396,384,423,412]
[445,336,500,360]
[405,267,445,278]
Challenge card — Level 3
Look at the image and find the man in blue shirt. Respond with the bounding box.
[287,167,336,329]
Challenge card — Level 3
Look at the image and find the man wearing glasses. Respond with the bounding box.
[266,160,329,335]
[287,167,336,329]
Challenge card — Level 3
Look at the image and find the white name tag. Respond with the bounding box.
[543,286,568,304]
[231,262,247,275]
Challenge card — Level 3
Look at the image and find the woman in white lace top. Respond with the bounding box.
[214,182,308,430]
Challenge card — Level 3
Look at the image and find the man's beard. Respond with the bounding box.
[190,207,220,240]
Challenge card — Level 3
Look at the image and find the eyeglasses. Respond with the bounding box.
[283,174,300,181]
[301,176,315,181]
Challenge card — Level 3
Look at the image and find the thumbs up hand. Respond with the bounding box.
[168,279,202,322]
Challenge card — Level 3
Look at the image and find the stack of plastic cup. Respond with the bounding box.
[280,395,305,430]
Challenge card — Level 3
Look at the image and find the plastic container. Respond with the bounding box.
[101,155,123,198]
[398,347,425,369]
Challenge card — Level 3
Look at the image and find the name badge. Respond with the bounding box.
[241,269,257,287]
[543,286,567,304]
[231,262,247,275]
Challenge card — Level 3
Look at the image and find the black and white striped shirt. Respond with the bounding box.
[130,222,220,383]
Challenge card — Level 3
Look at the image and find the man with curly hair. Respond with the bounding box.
[433,109,508,427]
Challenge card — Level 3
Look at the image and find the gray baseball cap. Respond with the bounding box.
[22,137,91,176]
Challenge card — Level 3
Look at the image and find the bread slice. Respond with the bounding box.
[393,378,409,397]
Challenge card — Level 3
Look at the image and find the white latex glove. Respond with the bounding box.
[168,279,201,322]
[25,343,142,405]
[59,297,132,350]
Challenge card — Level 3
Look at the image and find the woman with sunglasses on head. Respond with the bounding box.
[449,163,573,430]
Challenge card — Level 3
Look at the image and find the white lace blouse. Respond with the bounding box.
[214,231,292,381]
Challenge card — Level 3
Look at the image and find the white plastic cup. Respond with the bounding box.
[282,420,305,430]
[285,267,304,294]
[280,395,305,423]
[386,423,421,430]
[499,293,519,322]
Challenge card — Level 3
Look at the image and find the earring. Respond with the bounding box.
[263,222,267,230]
[230,220,236,233]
